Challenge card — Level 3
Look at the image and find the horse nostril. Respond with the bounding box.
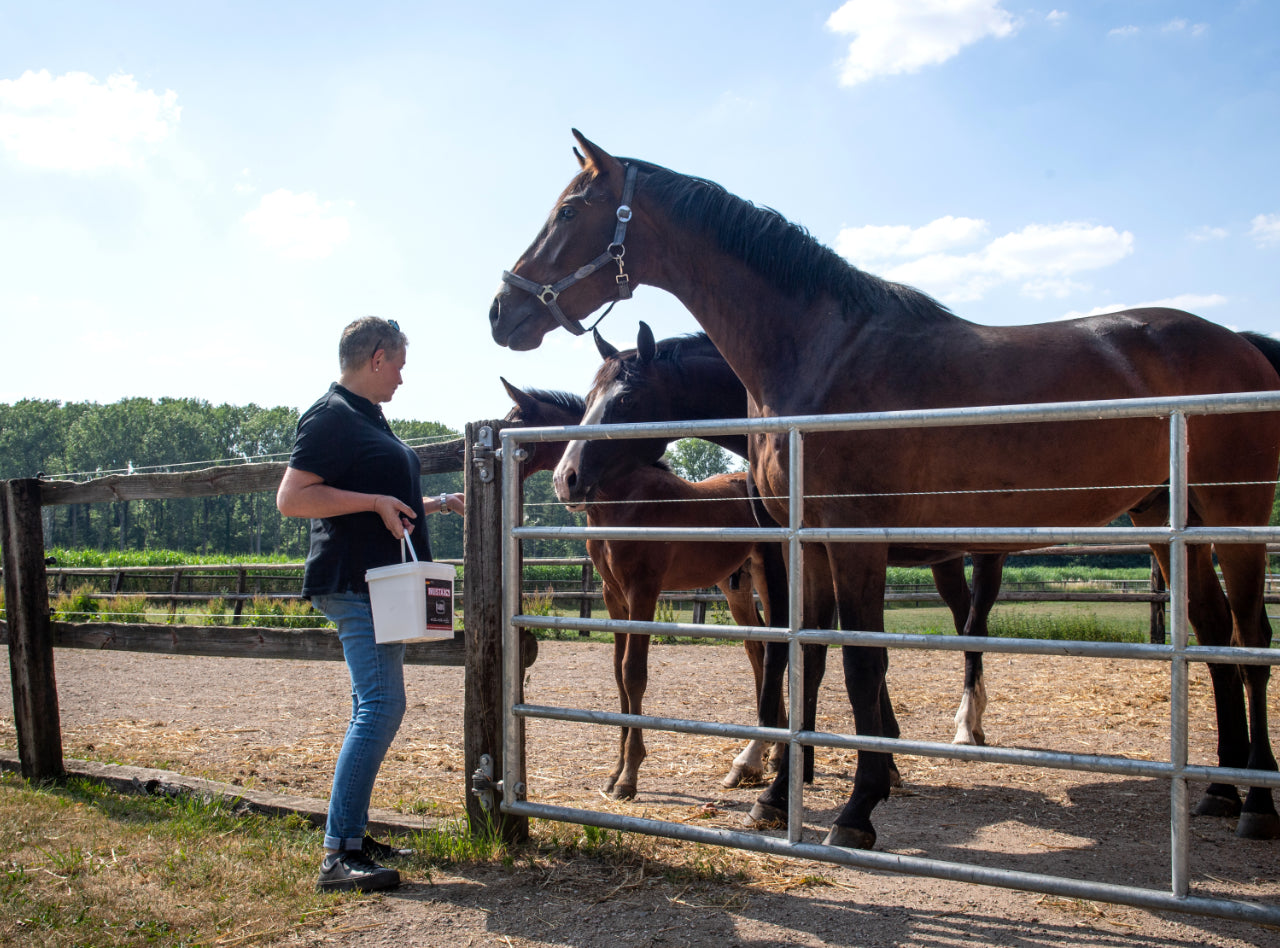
[489,296,501,327]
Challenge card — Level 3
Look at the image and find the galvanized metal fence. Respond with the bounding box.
[498,391,1280,926]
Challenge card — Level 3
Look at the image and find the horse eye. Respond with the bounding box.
[557,205,576,221]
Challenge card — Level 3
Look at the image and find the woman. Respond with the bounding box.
[277,316,463,893]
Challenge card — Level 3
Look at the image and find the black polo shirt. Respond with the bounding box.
[289,383,431,596]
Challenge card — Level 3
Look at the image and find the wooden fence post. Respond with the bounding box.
[0,479,65,781]
[462,420,528,842]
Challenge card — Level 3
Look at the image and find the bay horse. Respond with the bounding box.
[489,129,1280,848]
[501,379,784,795]
[570,321,1006,749]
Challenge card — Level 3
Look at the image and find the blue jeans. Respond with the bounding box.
[312,593,407,851]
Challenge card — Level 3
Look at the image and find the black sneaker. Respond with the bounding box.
[362,835,414,861]
[316,851,400,893]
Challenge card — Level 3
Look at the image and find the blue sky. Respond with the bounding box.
[2,1,1278,436]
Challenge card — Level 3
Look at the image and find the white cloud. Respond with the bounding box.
[1249,213,1280,247]
[1046,10,1068,26]
[1163,19,1208,36]
[838,218,1133,303]
[825,0,1018,87]
[242,190,351,260]
[1108,25,1140,38]
[1188,225,1228,242]
[1062,294,1229,320]
[834,215,988,261]
[0,70,179,171]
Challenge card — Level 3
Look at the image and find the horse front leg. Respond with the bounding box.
[608,590,656,800]
[824,543,892,851]
[750,548,833,824]
[600,580,632,797]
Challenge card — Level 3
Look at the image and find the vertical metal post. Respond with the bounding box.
[786,427,806,843]
[1167,411,1190,897]
[501,431,525,817]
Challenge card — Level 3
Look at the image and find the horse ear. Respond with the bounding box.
[637,321,656,363]
[594,329,619,360]
[573,146,586,169]
[501,377,536,415]
[571,129,624,179]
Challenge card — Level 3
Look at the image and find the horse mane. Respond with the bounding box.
[518,387,586,420]
[622,158,952,323]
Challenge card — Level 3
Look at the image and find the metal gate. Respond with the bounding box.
[496,391,1280,926]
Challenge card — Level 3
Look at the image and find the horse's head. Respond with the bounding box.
[500,378,584,478]
[490,130,643,351]
[552,322,672,508]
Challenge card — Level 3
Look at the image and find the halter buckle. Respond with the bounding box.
[538,285,558,305]
[616,205,632,223]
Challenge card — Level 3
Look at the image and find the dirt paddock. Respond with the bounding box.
[3,639,1280,947]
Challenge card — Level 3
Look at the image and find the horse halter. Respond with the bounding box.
[501,163,639,336]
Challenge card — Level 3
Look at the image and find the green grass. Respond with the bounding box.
[45,548,302,568]
[3,772,763,948]
[0,772,333,947]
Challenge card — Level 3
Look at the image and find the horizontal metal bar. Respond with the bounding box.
[501,801,1280,926]
[513,524,1280,545]
[514,525,783,543]
[516,703,788,745]
[501,389,1280,444]
[514,702,1280,790]
[513,615,1278,664]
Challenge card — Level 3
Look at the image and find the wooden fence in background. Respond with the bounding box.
[0,420,529,841]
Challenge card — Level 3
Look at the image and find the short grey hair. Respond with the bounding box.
[338,316,408,371]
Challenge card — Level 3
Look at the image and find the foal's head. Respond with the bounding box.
[500,378,584,478]
[552,323,678,506]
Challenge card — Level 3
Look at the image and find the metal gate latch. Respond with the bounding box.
[472,426,498,483]
[470,753,503,811]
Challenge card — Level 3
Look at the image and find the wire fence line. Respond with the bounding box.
[44,431,461,481]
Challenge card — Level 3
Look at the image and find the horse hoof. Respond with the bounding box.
[888,767,903,790]
[610,783,637,801]
[1193,793,1242,819]
[723,764,763,789]
[823,824,876,850]
[1236,811,1280,840]
[749,801,788,826]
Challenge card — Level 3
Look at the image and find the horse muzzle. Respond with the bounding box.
[489,288,552,351]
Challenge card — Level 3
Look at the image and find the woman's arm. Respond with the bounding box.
[276,466,419,539]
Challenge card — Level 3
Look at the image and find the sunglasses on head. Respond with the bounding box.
[371,319,402,361]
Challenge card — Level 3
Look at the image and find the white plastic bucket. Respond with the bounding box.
[366,538,456,643]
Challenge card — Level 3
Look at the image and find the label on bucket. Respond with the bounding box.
[426,579,453,631]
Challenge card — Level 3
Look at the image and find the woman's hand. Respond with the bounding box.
[372,494,417,539]
[438,492,466,516]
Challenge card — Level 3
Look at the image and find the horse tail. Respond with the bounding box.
[1240,330,1280,382]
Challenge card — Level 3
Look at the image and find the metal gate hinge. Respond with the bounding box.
[472,426,498,483]
[471,753,502,811]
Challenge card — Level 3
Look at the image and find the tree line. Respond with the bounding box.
[0,397,744,562]
[0,398,470,559]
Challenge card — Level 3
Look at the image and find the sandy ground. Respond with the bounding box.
[3,639,1280,947]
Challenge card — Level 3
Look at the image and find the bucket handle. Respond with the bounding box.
[401,534,419,564]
